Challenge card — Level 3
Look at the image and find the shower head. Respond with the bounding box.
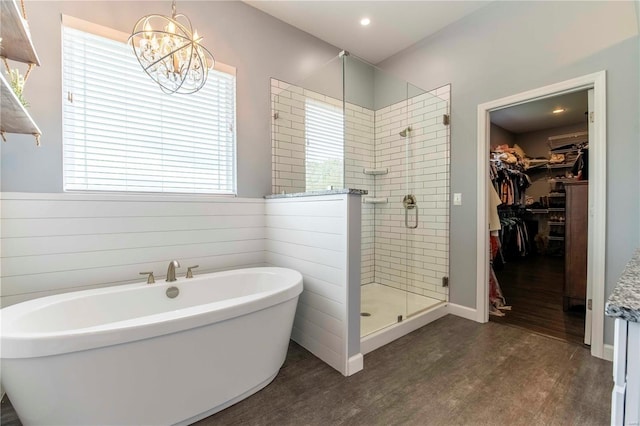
[399,126,411,137]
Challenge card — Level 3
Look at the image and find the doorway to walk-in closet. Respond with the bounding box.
[487,90,591,345]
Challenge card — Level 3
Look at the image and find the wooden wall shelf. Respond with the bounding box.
[0,0,41,143]
[0,72,41,137]
[0,0,40,65]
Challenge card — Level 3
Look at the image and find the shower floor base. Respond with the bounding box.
[360,283,444,337]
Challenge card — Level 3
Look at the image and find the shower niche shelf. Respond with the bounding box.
[363,168,389,176]
[363,197,388,204]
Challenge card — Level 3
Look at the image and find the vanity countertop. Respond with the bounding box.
[265,188,368,199]
[606,248,640,322]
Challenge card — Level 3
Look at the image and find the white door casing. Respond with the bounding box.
[584,88,594,346]
[476,71,607,359]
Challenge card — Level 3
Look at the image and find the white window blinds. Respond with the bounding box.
[304,99,344,191]
[62,24,236,194]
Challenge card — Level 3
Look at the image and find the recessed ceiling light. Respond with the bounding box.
[360,17,371,26]
[552,108,566,114]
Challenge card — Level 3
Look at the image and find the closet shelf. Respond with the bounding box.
[527,208,549,214]
[548,236,565,241]
[0,71,41,137]
[548,208,566,212]
[363,197,388,204]
[549,222,565,226]
[548,193,566,198]
[548,163,576,169]
[525,159,549,170]
[0,0,41,65]
[548,131,588,149]
[363,168,389,176]
[549,147,577,155]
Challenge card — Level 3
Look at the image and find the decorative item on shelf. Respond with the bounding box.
[128,0,215,94]
[548,153,565,164]
[6,67,28,107]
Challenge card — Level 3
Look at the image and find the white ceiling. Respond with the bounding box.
[243,1,492,64]
[490,91,589,134]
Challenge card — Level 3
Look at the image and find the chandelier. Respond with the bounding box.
[128,0,215,94]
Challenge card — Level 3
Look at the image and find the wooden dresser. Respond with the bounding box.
[564,181,588,310]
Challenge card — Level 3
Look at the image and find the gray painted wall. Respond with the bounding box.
[294,56,344,105]
[489,123,515,148]
[1,1,339,197]
[378,0,640,345]
[345,56,375,110]
[373,67,427,110]
[294,55,378,110]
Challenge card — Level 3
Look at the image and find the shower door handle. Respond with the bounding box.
[403,195,418,229]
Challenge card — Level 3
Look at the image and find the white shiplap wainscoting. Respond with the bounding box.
[265,194,363,376]
[0,193,266,307]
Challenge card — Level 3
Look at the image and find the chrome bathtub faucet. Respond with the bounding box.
[166,260,181,282]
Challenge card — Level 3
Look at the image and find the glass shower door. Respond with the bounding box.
[403,83,451,318]
[339,54,451,337]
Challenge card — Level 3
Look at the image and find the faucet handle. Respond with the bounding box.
[139,271,155,284]
[186,265,200,279]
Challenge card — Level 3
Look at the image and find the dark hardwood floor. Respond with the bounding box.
[491,253,586,345]
[1,316,611,425]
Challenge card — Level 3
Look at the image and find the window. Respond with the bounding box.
[304,99,344,191]
[62,20,236,194]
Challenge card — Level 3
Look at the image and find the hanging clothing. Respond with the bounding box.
[489,235,511,316]
[499,215,530,259]
[489,181,502,232]
[490,156,531,207]
[572,147,589,180]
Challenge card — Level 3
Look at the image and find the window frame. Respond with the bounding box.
[61,15,237,196]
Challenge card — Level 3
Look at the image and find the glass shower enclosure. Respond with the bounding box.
[271,52,450,340]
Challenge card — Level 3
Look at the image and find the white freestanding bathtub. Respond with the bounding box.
[0,267,303,425]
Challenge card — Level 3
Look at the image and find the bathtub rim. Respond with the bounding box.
[1,267,302,359]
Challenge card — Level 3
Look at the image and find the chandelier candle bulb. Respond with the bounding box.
[144,22,153,39]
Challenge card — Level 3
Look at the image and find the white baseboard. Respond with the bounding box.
[448,303,480,322]
[603,343,614,362]
[346,353,363,376]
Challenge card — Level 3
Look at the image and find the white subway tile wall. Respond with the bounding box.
[373,87,450,300]
[271,79,375,285]
[344,103,375,286]
[270,79,450,300]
